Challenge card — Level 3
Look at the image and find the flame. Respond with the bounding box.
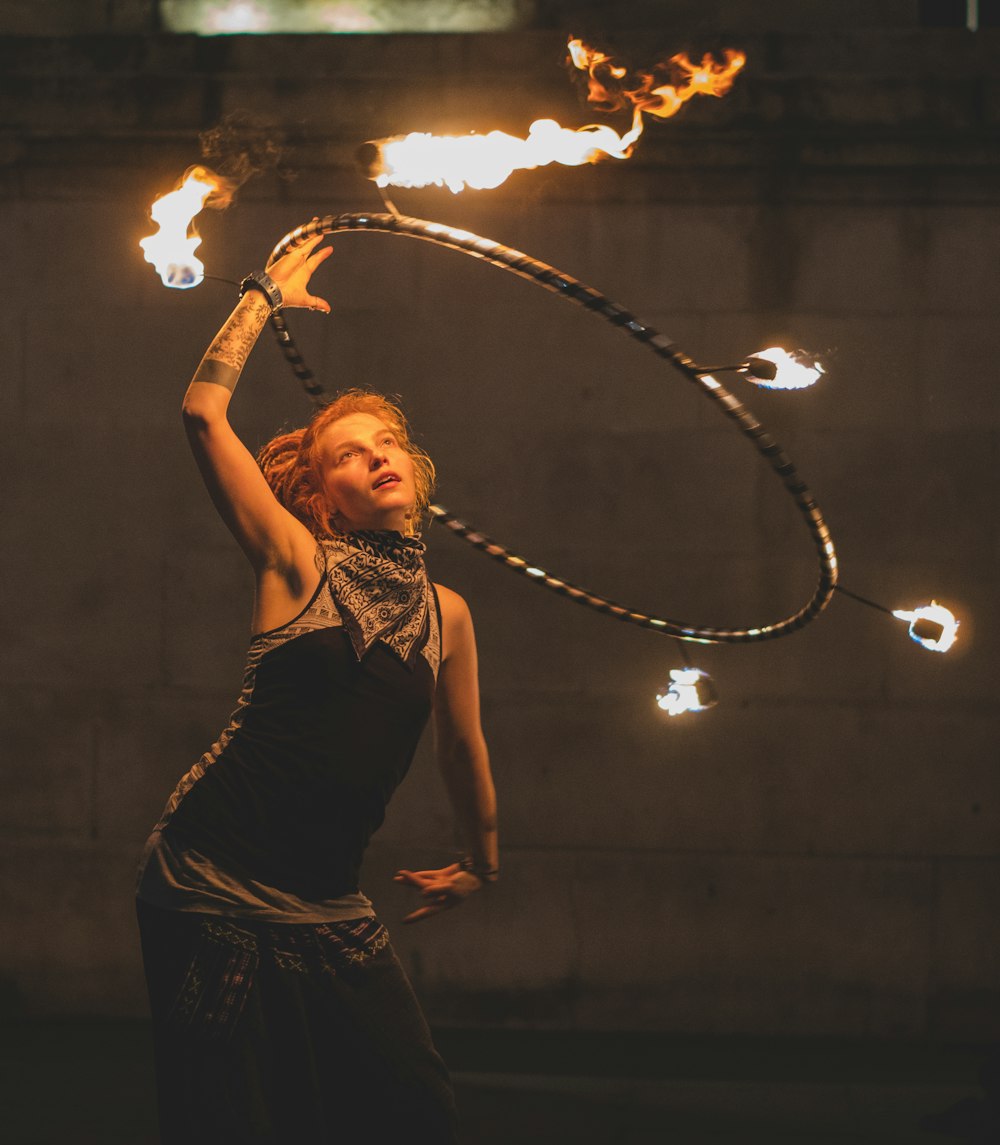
[367,38,744,193]
[655,667,718,716]
[745,347,825,390]
[140,166,227,289]
[568,38,745,123]
[891,601,959,653]
[374,119,640,194]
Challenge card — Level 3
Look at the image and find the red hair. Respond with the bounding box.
[257,389,435,538]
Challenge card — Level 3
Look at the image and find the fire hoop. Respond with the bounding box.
[267,211,838,645]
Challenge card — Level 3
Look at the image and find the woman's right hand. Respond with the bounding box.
[265,231,333,313]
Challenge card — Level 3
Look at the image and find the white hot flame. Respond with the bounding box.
[891,601,959,653]
[375,118,641,194]
[655,668,716,716]
[140,170,219,289]
[746,347,825,390]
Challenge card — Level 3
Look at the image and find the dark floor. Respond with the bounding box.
[1,1020,996,1144]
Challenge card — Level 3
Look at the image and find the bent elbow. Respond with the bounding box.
[182,405,220,445]
[181,399,207,430]
[181,389,228,433]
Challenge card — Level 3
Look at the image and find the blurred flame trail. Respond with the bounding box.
[140,165,232,288]
[363,37,745,193]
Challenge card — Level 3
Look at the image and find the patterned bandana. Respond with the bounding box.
[321,531,432,669]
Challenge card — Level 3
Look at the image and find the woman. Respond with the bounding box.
[135,234,498,1145]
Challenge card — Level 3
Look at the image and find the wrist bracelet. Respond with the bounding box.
[239,270,283,311]
[459,857,499,883]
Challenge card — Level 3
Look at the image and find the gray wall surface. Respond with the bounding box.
[1,2,997,1038]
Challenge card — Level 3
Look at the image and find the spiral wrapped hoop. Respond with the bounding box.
[268,212,838,644]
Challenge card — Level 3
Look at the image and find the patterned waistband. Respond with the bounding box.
[167,913,391,1040]
[199,912,389,970]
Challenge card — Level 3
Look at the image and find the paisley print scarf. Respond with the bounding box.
[322,530,432,669]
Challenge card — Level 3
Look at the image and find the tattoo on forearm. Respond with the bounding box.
[197,293,272,387]
[192,358,240,391]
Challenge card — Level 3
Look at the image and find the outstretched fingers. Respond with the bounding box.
[304,245,334,310]
[266,236,333,311]
[266,225,326,269]
[394,864,460,887]
[395,864,471,923]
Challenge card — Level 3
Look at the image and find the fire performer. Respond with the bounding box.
[135,233,497,1145]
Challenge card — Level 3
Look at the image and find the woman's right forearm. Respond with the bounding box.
[183,291,274,418]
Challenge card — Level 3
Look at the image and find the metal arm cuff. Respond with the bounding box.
[239,270,284,311]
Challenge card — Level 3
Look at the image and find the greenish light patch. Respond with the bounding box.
[160,0,533,35]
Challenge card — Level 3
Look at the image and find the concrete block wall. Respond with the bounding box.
[1,12,997,1037]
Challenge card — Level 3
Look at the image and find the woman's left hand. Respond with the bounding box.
[393,862,483,924]
[265,231,333,312]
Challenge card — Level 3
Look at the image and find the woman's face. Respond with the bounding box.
[318,412,417,533]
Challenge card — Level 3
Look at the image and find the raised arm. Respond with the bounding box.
[395,585,499,923]
[181,236,332,586]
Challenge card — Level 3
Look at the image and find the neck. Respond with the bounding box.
[337,509,411,534]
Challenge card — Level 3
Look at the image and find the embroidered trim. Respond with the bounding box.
[343,925,390,965]
[203,918,258,953]
[273,949,308,973]
[313,917,390,972]
[165,916,392,1039]
[167,918,259,1040]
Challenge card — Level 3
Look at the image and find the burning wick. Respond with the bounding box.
[835,586,960,654]
[357,37,745,193]
[891,601,959,653]
[140,166,226,289]
[656,667,718,716]
[743,348,825,390]
[694,347,826,390]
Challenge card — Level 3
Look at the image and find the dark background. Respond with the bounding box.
[0,0,997,1139]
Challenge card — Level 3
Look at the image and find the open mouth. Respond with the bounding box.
[373,473,401,490]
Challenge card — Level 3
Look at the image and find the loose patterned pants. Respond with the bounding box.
[137,898,459,1144]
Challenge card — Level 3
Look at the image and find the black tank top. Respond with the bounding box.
[136,532,441,922]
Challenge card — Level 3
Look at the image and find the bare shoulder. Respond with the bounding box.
[434,582,470,619]
[433,583,476,656]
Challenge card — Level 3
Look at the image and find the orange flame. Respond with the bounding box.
[368,37,745,193]
[568,37,745,124]
[140,165,231,288]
